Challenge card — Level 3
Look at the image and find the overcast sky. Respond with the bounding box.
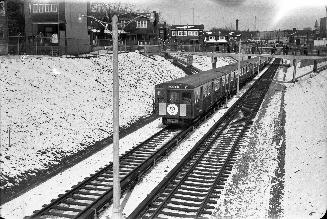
[83,0,327,31]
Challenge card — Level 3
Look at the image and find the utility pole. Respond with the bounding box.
[254,16,257,31]
[112,14,122,219]
[237,38,241,95]
[192,8,194,25]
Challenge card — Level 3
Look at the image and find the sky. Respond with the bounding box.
[75,0,327,31]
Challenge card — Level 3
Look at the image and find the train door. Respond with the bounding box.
[219,77,223,99]
[200,86,203,112]
[211,81,214,104]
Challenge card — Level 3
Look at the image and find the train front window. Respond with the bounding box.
[156,90,166,103]
[182,92,191,104]
[168,91,179,103]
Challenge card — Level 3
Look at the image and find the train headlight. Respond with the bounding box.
[167,104,178,115]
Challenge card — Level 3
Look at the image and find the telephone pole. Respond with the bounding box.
[192,8,194,25]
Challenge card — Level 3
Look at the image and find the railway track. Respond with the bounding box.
[128,58,282,219]
[26,59,270,219]
[26,128,183,218]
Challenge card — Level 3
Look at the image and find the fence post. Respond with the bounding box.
[292,59,297,83]
[17,37,20,55]
[313,60,317,72]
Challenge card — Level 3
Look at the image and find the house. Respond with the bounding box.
[24,0,90,55]
[87,1,159,47]
[0,0,8,55]
[203,31,228,52]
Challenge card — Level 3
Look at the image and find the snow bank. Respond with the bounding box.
[0,53,185,191]
[283,67,327,218]
[212,60,327,218]
[192,55,236,71]
[169,52,236,71]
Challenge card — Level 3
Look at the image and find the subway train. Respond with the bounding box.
[154,56,270,126]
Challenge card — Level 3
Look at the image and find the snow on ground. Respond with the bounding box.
[283,65,327,218]
[192,55,236,71]
[212,60,327,218]
[0,57,266,219]
[0,52,185,191]
[169,52,236,71]
[0,119,164,218]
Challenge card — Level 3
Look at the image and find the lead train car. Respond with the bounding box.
[155,57,269,126]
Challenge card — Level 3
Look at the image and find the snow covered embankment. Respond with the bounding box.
[0,53,185,192]
[212,61,327,219]
[283,66,327,218]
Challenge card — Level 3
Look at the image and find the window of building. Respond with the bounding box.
[0,30,4,40]
[171,31,176,36]
[51,4,58,12]
[209,36,215,40]
[45,4,51,12]
[178,31,184,36]
[120,20,128,28]
[38,4,45,13]
[136,20,147,28]
[194,31,198,36]
[0,2,5,16]
[184,31,188,36]
[31,3,57,13]
[32,4,38,13]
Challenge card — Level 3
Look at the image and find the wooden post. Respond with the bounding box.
[292,58,297,83]
[8,126,11,147]
[112,14,122,219]
[258,56,261,74]
[313,60,317,72]
[17,37,20,55]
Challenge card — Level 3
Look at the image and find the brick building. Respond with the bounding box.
[24,0,90,55]
[0,0,8,55]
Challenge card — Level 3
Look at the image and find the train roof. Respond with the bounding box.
[156,57,259,90]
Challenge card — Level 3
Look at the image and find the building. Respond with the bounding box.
[24,0,90,55]
[320,17,327,38]
[0,0,8,55]
[170,24,204,45]
[203,31,228,52]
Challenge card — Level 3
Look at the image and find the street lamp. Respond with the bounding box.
[78,12,155,219]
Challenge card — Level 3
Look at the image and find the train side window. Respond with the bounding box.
[182,92,191,104]
[214,79,219,91]
[168,91,179,103]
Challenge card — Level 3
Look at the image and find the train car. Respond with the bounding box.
[155,56,269,126]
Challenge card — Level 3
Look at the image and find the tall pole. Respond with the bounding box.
[237,38,241,94]
[192,8,194,25]
[57,0,59,45]
[112,14,122,219]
